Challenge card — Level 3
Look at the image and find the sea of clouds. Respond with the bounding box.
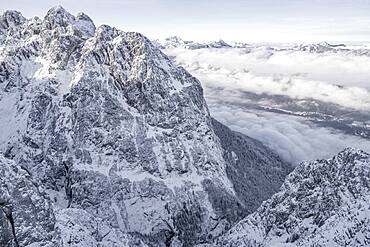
[165,46,370,164]
[168,46,370,110]
[207,98,370,163]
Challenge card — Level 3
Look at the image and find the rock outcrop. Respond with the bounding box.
[219,148,370,247]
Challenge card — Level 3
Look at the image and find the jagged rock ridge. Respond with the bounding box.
[0,6,291,247]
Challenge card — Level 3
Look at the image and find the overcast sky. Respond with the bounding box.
[1,0,370,42]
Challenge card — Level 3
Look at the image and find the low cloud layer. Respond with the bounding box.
[164,46,370,164]
[167,47,370,111]
[208,99,370,164]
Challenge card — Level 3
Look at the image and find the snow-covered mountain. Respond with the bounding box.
[217,148,370,247]
[0,7,291,247]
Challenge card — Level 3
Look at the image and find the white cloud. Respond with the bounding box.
[167,47,370,111]
[209,101,370,164]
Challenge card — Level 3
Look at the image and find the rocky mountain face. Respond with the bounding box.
[0,156,60,246]
[0,7,291,247]
[218,148,370,247]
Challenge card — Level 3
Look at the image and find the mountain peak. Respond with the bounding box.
[43,5,95,38]
[44,5,74,27]
[46,5,72,18]
[0,10,26,29]
[76,11,93,23]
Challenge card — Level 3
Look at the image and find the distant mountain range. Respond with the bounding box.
[153,36,233,49]
[155,36,370,56]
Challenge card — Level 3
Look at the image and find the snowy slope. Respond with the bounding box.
[0,7,290,247]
